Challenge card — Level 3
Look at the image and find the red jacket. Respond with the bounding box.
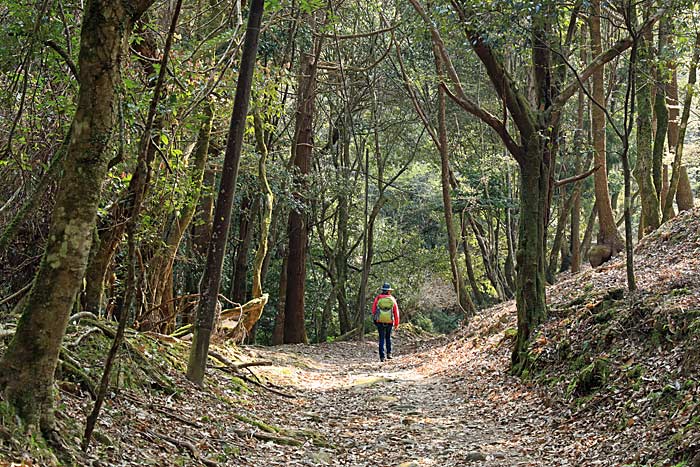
[371,293,400,325]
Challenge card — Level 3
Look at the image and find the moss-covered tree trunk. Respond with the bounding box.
[634,18,661,234]
[0,0,153,432]
[664,31,699,222]
[512,139,549,372]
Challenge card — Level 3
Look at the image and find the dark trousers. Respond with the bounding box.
[376,323,393,359]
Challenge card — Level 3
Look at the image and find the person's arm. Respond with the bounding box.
[371,295,380,320]
[393,298,400,328]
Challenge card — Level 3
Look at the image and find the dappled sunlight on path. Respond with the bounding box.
[246,331,567,467]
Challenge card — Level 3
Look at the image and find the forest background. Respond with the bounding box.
[0,0,699,444]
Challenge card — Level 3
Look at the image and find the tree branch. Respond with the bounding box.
[554,164,600,187]
[553,7,666,112]
[44,40,79,82]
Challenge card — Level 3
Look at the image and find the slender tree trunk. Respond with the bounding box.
[187,0,264,384]
[652,17,670,201]
[664,32,700,222]
[589,0,624,256]
[0,0,153,432]
[460,212,485,305]
[143,104,213,332]
[283,49,318,344]
[434,47,475,315]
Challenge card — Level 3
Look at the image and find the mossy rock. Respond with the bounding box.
[568,357,610,397]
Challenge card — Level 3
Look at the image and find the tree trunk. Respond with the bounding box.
[664,32,700,222]
[633,15,661,234]
[0,0,153,432]
[589,0,624,255]
[652,17,670,201]
[142,104,213,332]
[677,166,695,211]
[434,47,475,315]
[512,141,549,372]
[460,212,485,305]
[187,0,264,385]
[284,50,318,344]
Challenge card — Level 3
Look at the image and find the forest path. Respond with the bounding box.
[245,328,568,467]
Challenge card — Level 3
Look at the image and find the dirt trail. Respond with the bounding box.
[244,329,568,467]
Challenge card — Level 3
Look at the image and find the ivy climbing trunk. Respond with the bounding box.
[0,0,154,432]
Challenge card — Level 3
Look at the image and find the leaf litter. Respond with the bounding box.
[1,208,700,466]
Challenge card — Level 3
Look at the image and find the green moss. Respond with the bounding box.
[234,413,279,433]
[567,357,610,397]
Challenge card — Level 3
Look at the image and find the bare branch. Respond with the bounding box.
[554,165,601,187]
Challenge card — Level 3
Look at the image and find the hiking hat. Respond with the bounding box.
[381,282,394,292]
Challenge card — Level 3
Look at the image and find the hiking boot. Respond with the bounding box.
[386,353,393,360]
[380,356,385,362]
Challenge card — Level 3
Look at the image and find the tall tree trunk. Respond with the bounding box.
[512,140,549,372]
[434,46,475,315]
[284,49,318,344]
[571,83,588,274]
[652,17,670,201]
[589,0,624,256]
[187,0,264,384]
[0,0,153,432]
[633,13,661,234]
[664,32,700,221]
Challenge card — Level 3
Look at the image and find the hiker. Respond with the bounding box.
[371,282,400,362]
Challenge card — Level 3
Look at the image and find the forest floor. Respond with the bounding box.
[1,209,699,466]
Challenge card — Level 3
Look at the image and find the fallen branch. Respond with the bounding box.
[230,428,302,446]
[71,327,104,347]
[208,350,271,371]
[68,311,99,325]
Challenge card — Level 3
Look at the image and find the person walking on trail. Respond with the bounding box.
[371,282,400,362]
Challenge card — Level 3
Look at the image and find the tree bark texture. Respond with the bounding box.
[589,0,624,255]
[187,0,264,385]
[434,46,475,315]
[0,0,153,431]
[284,50,318,344]
[663,32,699,222]
[633,17,661,234]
